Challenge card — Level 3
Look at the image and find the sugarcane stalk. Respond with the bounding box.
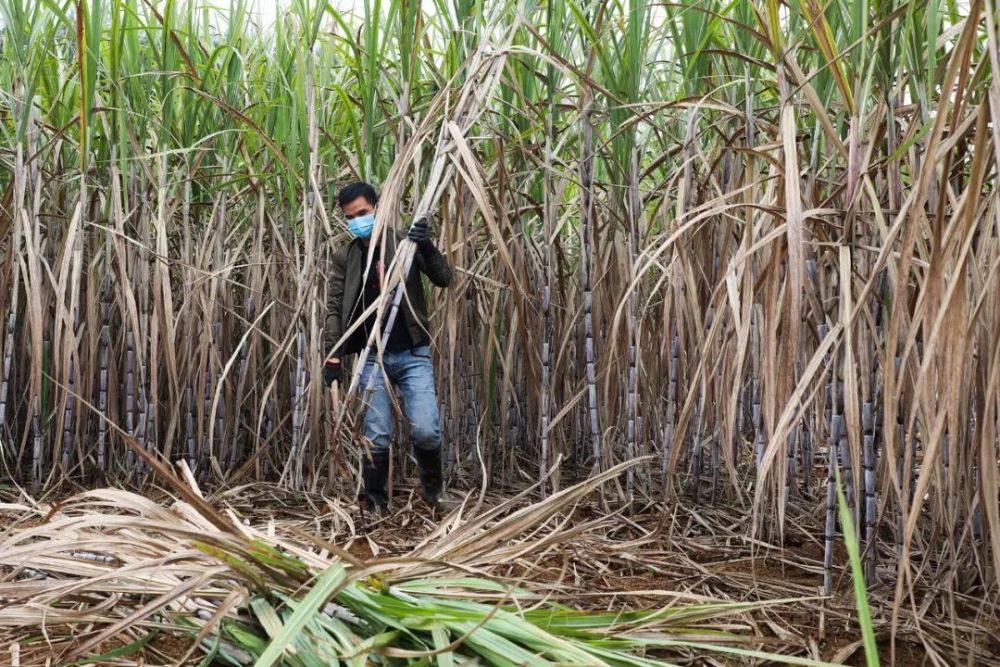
[968,396,981,540]
[802,261,824,497]
[0,289,17,448]
[661,331,679,494]
[625,148,642,497]
[691,311,713,500]
[894,355,905,561]
[711,415,721,501]
[42,267,53,485]
[61,356,75,473]
[736,373,748,463]
[711,321,724,503]
[1,146,23,448]
[125,331,136,475]
[627,342,638,493]
[464,273,478,465]
[580,91,601,475]
[289,328,306,488]
[31,396,41,496]
[145,392,155,469]
[229,295,253,472]
[186,381,196,470]
[753,377,764,470]
[491,372,502,475]
[838,406,857,530]
[263,401,276,480]
[136,368,148,479]
[444,343,454,468]
[744,62,755,149]
[943,432,951,499]
[786,302,811,502]
[800,418,812,493]
[823,402,839,595]
[785,428,798,506]
[136,184,152,477]
[861,270,888,584]
[509,390,522,454]
[212,320,225,474]
[540,262,553,491]
[819,314,835,595]
[863,398,879,584]
[202,359,212,476]
[691,398,704,501]
[15,101,43,493]
[96,274,110,476]
[824,374,843,596]
[1,151,26,450]
[62,181,86,475]
[837,380,851,522]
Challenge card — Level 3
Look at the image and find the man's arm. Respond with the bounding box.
[409,218,452,288]
[324,248,347,361]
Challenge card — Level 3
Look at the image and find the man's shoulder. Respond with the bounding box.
[331,241,354,263]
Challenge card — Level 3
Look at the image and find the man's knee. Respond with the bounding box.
[411,421,441,450]
[363,407,393,453]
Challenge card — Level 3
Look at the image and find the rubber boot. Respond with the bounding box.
[413,447,443,510]
[362,450,389,515]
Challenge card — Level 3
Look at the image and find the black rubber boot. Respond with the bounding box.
[413,447,443,510]
[362,451,389,515]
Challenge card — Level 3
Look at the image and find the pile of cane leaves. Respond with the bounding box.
[1,462,843,666]
[190,554,833,667]
[190,563,834,667]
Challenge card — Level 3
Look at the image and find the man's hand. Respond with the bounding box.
[323,358,343,386]
[408,216,434,250]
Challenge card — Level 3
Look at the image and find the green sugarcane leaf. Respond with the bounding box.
[432,626,455,667]
[834,467,880,667]
[252,563,348,667]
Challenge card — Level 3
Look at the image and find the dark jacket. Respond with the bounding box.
[325,230,451,358]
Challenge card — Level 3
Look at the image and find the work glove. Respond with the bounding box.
[408,216,436,253]
[323,358,343,386]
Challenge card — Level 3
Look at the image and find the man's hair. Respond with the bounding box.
[337,181,379,209]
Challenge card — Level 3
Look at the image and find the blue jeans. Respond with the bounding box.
[359,345,442,455]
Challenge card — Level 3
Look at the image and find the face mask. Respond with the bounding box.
[347,212,375,239]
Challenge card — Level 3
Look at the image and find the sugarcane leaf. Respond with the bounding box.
[834,468,880,667]
[253,563,349,667]
[431,626,455,667]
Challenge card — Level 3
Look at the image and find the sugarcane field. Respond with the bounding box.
[2,0,1000,664]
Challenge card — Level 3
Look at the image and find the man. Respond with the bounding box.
[323,181,452,515]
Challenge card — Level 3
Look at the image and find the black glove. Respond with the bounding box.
[323,359,342,386]
[408,216,435,251]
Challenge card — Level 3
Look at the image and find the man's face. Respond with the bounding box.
[341,196,375,220]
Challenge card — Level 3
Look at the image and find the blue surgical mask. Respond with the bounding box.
[347,212,375,239]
